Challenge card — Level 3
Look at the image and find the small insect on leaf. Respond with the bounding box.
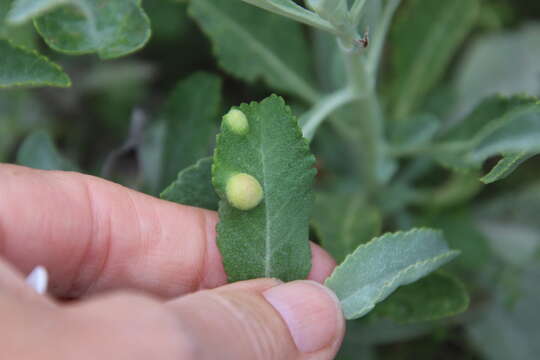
[356,28,369,49]
[225,173,264,211]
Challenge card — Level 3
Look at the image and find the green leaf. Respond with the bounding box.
[372,272,469,323]
[0,90,48,161]
[475,185,540,267]
[33,0,151,59]
[443,95,536,143]
[7,0,67,24]
[345,318,433,348]
[454,24,540,117]
[161,157,218,211]
[436,95,540,180]
[188,0,318,103]
[1,0,37,47]
[212,95,316,282]
[160,72,222,188]
[422,208,490,273]
[467,265,540,360]
[390,113,440,150]
[313,193,381,263]
[139,121,164,195]
[16,130,76,170]
[388,0,479,121]
[0,39,70,87]
[480,152,533,184]
[470,104,540,163]
[325,228,459,320]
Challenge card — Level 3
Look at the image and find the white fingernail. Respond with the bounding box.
[25,266,48,294]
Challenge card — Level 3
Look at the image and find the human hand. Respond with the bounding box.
[0,164,345,359]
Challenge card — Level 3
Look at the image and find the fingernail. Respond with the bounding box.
[25,266,48,294]
[263,280,343,353]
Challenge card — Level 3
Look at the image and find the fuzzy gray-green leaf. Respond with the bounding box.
[0,39,70,87]
[161,157,218,211]
[435,95,540,180]
[212,95,316,282]
[325,228,459,320]
[388,0,479,121]
[189,0,317,103]
[480,152,533,184]
[33,0,151,59]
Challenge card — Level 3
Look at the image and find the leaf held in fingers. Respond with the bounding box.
[325,228,459,320]
[212,95,316,282]
[0,39,70,88]
[160,157,219,211]
[33,0,151,59]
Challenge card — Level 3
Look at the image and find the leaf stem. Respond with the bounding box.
[300,88,358,140]
[343,48,386,193]
[350,0,368,25]
[240,0,338,35]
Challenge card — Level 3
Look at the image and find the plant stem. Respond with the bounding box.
[343,48,386,193]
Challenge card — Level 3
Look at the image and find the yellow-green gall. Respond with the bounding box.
[225,173,264,210]
[223,109,249,135]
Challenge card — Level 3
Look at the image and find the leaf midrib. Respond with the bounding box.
[340,250,458,317]
[258,110,273,277]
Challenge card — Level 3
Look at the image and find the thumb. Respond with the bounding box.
[169,279,345,360]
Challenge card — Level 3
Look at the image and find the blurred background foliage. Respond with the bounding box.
[1,0,540,359]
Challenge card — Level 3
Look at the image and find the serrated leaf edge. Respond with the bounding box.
[324,228,459,320]
[480,151,530,184]
[32,0,152,59]
[160,156,214,200]
[342,249,460,320]
[325,228,443,280]
[0,39,71,88]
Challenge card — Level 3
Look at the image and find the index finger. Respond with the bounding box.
[0,165,335,298]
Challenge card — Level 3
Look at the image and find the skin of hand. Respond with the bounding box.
[0,164,345,360]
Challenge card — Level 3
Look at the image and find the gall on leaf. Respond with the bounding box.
[225,173,264,210]
[223,108,250,135]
